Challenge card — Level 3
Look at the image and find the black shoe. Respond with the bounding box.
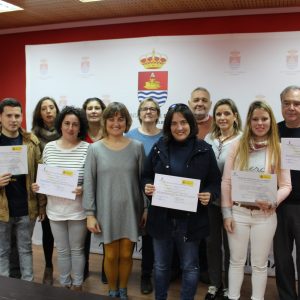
[204,286,223,300]
[199,271,210,284]
[140,277,153,294]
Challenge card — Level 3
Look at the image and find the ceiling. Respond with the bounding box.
[1,0,300,33]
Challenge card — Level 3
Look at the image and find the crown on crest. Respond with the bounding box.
[140,49,167,69]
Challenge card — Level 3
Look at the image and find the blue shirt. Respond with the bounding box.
[126,127,162,156]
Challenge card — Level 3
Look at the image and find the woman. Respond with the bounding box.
[143,103,221,300]
[82,97,106,282]
[33,106,89,290]
[83,102,146,299]
[204,99,242,300]
[32,96,60,285]
[82,97,106,143]
[126,98,162,295]
[221,100,291,300]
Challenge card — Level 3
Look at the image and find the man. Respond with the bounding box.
[127,98,162,295]
[188,87,213,139]
[274,85,300,300]
[187,87,213,287]
[0,98,45,281]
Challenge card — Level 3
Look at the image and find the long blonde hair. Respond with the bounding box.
[234,100,281,174]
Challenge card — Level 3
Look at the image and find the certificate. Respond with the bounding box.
[152,173,201,212]
[0,145,28,175]
[231,170,277,204]
[281,138,300,170]
[36,164,79,200]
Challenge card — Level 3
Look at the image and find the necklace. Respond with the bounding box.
[249,138,268,151]
[217,133,234,159]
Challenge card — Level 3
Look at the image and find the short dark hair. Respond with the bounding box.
[82,97,106,111]
[32,96,60,129]
[0,98,22,114]
[163,103,198,142]
[55,106,88,140]
[102,102,132,137]
[137,98,160,124]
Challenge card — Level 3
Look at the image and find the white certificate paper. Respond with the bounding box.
[281,138,300,170]
[231,171,277,204]
[0,145,28,175]
[152,173,201,212]
[36,164,79,200]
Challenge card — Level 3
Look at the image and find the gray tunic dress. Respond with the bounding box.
[83,139,145,244]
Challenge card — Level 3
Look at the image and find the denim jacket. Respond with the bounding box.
[142,137,221,241]
[0,129,46,222]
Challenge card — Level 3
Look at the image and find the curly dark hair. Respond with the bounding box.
[55,106,88,140]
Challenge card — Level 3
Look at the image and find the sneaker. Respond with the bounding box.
[222,288,229,300]
[119,288,128,299]
[42,267,53,285]
[140,277,153,294]
[108,290,119,297]
[204,286,222,300]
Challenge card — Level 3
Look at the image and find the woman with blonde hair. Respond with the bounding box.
[221,100,291,300]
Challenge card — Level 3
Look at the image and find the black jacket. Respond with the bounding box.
[142,136,221,241]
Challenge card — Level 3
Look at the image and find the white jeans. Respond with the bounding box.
[50,219,87,287]
[227,206,277,300]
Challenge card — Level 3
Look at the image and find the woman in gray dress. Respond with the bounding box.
[83,102,146,299]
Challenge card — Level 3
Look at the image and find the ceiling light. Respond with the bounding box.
[79,0,103,2]
[0,0,23,13]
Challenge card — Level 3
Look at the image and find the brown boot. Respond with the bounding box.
[72,285,83,292]
[42,267,53,285]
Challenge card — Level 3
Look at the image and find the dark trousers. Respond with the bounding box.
[41,216,54,268]
[274,204,300,300]
[84,231,91,269]
[10,228,21,278]
[141,234,154,278]
[207,204,229,288]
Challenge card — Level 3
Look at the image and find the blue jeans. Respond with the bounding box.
[153,219,200,300]
[0,215,35,281]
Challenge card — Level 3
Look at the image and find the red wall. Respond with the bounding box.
[1,12,300,126]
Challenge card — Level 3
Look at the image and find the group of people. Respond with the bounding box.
[0,85,299,300]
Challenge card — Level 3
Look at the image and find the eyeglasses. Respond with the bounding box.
[168,103,189,111]
[140,107,157,112]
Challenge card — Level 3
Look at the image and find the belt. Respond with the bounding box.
[233,202,260,211]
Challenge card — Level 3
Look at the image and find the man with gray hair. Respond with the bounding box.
[188,87,213,139]
[274,85,300,300]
